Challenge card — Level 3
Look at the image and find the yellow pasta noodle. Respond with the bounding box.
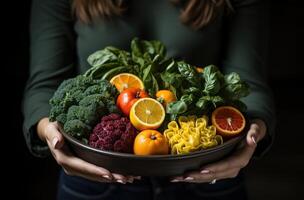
[164,115,223,154]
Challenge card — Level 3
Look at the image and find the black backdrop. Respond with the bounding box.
[5,0,304,199]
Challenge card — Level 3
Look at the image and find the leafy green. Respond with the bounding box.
[203,65,223,95]
[131,37,166,65]
[163,64,250,119]
[67,38,250,123]
[177,61,203,88]
[221,72,250,100]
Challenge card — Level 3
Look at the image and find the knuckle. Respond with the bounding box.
[240,160,249,168]
[230,171,239,178]
[56,156,65,166]
[251,124,260,132]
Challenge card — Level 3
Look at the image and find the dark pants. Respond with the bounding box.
[57,170,248,200]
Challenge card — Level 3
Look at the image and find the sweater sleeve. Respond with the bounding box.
[221,0,276,157]
[22,0,76,157]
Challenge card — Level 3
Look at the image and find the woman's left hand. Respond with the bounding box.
[171,119,267,183]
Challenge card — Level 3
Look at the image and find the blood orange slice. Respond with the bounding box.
[211,106,246,137]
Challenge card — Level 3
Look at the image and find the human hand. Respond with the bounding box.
[171,119,267,183]
[37,118,140,184]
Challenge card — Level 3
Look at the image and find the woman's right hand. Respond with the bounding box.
[37,118,138,184]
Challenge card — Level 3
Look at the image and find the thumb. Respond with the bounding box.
[246,123,260,147]
[45,122,65,149]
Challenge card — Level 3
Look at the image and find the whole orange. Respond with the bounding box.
[156,90,177,107]
[133,130,169,155]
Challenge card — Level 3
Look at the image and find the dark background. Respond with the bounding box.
[6,0,303,199]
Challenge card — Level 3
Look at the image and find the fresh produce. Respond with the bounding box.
[49,38,250,156]
[49,75,119,140]
[166,65,250,120]
[83,38,249,119]
[133,130,169,155]
[89,114,137,153]
[196,67,204,73]
[129,98,165,131]
[211,106,246,137]
[156,90,176,107]
[116,88,149,116]
[164,115,223,154]
[84,38,167,97]
[110,73,144,92]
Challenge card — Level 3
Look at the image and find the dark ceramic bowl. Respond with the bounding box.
[61,125,247,177]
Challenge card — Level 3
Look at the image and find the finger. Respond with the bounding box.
[44,122,64,149]
[132,176,141,180]
[177,168,240,183]
[215,168,240,180]
[246,123,260,147]
[112,173,128,184]
[62,166,112,183]
[51,145,114,181]
[201,142,256,174]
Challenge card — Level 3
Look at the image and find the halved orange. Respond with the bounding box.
[110,73,144,93]
[211,106,246,137]
[129,98,165,131]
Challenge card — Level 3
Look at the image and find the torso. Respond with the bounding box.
[74,0,224,73]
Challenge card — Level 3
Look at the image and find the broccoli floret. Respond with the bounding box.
[56,113,67,125]
[98,80,118,98]
[79,94,107,116]
[50,78,75,106]
[75,75,95,88]
[49,74,119,140]
[102,97,121,114]
[79,94,104,107]
[64,119,91,138]
[83,85,102,96]
[68,87,86,102]
[49,104,65,122]
[67,105,98,126]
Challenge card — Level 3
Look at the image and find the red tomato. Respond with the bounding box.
[116,88,149,116]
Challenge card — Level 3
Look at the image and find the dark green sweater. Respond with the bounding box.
[23,0,275,157]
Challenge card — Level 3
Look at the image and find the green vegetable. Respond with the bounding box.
[64,119,91,138]
[177,61,203,88]
[164,65,250,119]
[221,72,250,100]
[49,75,118,138]
[131,37,166,65]
[202,65,223,95]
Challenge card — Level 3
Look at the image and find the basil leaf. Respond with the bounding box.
[177,61,202,87]
[221,72,250,100]
[167,101,188,114]
[203,65,224,95]
[87,48,118,68]
[196,96,224,111]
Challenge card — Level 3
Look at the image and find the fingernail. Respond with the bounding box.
[127,178,133,183]
[200,170,210,174]
[251,136,257,144]
[184,177,194,181]
[133,176,141,180]
[102,175,111,180]
[116,180,126,184]
[52,137,58,148]
[171,179,180,182]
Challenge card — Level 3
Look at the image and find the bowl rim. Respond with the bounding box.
[60,125,247,161]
